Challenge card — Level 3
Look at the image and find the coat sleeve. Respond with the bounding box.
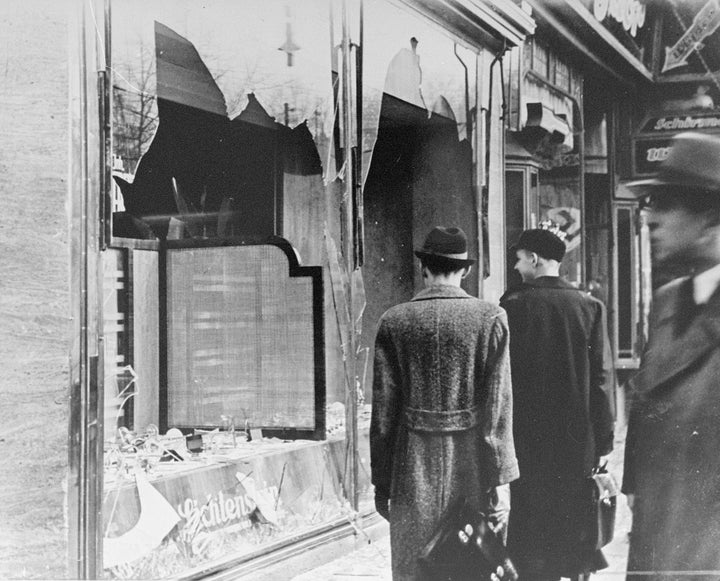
[479,310,520,488]
[621,404,640,494]
[621,290,660,494]
[370,317,403,499]
[589,302,614,457]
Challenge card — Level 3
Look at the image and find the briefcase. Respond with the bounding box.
[589,463,618,549]
[418,496,518,581]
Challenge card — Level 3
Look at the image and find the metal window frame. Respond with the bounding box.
[612,201,642,369]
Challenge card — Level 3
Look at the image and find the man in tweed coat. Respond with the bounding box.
[371,226,519,581]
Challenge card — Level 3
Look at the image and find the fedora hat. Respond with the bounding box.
[626,132,720,194]
[414,226,476,267]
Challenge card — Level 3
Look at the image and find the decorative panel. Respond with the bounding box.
[163,239,325,439]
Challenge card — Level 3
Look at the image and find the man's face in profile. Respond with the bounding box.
[646,192,709,267]
[514,249,536,283]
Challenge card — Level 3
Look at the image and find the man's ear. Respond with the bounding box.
[461,265,472,279]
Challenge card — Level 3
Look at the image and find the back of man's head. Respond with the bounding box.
[420,255,466,276]
[513,228,567,262]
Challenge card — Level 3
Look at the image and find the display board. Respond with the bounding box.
[162,239,325,439]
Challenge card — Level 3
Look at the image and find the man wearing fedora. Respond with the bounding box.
[371,226,519,580]
[622,131,720,579]
[500,226,614,581]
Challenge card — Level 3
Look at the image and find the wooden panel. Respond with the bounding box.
[102,432,366,576]
[132,249,160,431]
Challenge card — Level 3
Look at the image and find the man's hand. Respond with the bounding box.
[597,454,611,468]
[625,493,635,512]
[375,493,390,521]
[486,484,511,530]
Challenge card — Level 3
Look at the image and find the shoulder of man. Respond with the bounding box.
[499,283,531,305]
[646,277,686,324]
[381,294,504,321]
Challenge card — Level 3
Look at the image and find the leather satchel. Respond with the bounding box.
[589,463,618,550]
[418,496,518,581]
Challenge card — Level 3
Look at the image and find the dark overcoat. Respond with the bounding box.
[623,277,720,579]
[499,276,614,579]
[371,284,519,581]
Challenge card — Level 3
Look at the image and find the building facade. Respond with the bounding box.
[68,1,534,578]
[6,0,715,579]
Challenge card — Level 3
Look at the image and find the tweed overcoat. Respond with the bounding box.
[499,276,614,578]
[623,277,720,580]
[370,284,519,581]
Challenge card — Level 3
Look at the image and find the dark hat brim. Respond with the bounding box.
[625,171,720,196]
[624,177,664,192]
[626,132,720,196]
[624,176,683,197]
[414,250,476,267]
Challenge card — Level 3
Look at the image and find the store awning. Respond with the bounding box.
[408,0,535,49]
[525,0,653,85]
[525,102,571,143]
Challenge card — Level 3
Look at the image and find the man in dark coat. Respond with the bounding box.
[622,132,720,580]
[371,226,519,581]
[500,227,614,581]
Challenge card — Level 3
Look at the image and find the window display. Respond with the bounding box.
[99,0,506,577]
[104,2,362,577]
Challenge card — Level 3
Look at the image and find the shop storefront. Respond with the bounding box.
[68,1,533,578]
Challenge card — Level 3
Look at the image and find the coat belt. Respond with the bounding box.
[403,407,480,432]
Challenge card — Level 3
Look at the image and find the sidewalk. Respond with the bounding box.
[292,428,631,581]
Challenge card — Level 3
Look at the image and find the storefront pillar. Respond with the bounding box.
[340,0,359,511]
[68,0,107,576]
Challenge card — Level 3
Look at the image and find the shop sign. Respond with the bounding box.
[634,138,673,174]
[175,484,274,534]
[174,475,280,556]
[641,113,720,133]
[103,438,350,575]
[592,0,647,37]
[662,0,720,73]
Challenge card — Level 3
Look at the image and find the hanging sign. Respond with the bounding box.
[592,0,647,37]
[640,112,720,133]
[634,138,674,175]
[662,0,720,73]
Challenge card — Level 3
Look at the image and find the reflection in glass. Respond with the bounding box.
[539,174,583,285]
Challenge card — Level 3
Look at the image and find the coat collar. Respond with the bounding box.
[501,277,576,302]
[637,278,720,394]
[520,276,576,290]
[411,284,473,302]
